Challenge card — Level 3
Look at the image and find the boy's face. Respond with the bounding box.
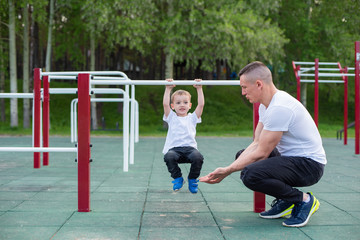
[171,94,192,117]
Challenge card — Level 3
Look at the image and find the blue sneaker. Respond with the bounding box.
[172,177,184,192]
[188,178,199,194]
[282,192,320,227]
[259,199,294,219]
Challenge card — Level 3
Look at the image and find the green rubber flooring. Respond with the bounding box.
[0,136,359,240]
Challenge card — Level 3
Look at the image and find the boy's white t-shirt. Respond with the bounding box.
[259,91,327,165]
[162,110,201,154]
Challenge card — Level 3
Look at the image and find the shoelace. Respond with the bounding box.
[270,199,281,207]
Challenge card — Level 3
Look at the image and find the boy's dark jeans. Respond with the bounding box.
[164,146,204,180]
[236,148,324,203]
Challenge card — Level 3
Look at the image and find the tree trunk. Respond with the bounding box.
[45,0,54,71]
[165,54,173,79]
[9,0,18,127]
[23,4,30,128]
[90,34,98,129]
[0,15,6,122]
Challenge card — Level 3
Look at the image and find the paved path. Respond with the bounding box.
[0,136,359,239]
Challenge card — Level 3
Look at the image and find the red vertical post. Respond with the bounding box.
[355,41,360,154]
[292,62,301,101]
[253,102,265,213]
[343,67,348,145]
[77,73,91,212]
[314,58,319,127]
[42,76,50,165]
[33,68,41,168]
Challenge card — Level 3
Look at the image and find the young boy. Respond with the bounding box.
[162,78,205,194]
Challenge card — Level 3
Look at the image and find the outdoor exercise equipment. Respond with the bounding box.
[293,41,360,154]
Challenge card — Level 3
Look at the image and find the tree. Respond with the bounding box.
[8,0,17,127]
[22,3,30,128]
[45,0,54,71]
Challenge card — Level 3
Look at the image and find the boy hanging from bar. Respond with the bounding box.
[162,78,205,194]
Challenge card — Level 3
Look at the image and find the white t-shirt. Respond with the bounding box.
[162,110,201,154]
[259,91,327,165]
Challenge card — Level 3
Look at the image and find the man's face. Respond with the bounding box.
[171,94,192,117]
[240,75,259,103]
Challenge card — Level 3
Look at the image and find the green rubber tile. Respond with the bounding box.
[139,226,223,240]
[64,212,142,227]
[96,186,148,193]
[208,201,253,212]
[52,226,139,240]
[202,192,253,202]
[0,191,36,200]
[12,200,77,212]
[0,211,74,227]
[301,225,360,240]
[316,192,360,212]
[141,212,217,227]
[146,190,203,202]
[30,192,77,201]
[214,212,284,228]
[91,192,147,202]
[145,201,209,213]
[90,200,144,212]
[221,226,309,240]
[0,226,58,240]
[0,200,23,211]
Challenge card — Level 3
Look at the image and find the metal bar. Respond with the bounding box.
[42,76,50,166]
[33,68,41,168]
[0,147,77,152]
[299,73,355,77]
[0,93,33,98]
[77,73,91,212]
[91,80,240,86]
[355,41,360,154]
[42,71,128,78]
[300,80,345,83]
[293,61,339,65]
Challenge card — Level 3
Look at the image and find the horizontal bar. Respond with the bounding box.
[91,80,240,86]
[92,76,128,81]
[0,93,33,99]
[42,71,128,77]
[0,147,77,152]
[49,76,77,80]
[293,61,339,65]
[90,98,124,103]
[299,73,356,77]
[300,79,345,83]
[48,88,126,94]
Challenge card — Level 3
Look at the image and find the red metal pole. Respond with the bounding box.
[355,41,360,154]
[42,75,50,165]
[253,102,265,213]
[33,68,41,168]
[314,58,319,127]
[77,73,91,212]
[292,61,301,101]
[344,67,348,145]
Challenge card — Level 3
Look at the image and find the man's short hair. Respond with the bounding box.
[238,61,272,83]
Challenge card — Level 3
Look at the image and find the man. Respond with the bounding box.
[200,61,326,227]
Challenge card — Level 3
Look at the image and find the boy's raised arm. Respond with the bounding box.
[163,79,175,117]
[194,79,205,118]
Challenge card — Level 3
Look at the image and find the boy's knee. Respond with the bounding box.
[189,151,204,163]
[164,150,178,163]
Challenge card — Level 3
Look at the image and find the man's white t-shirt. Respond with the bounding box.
[259,91,327,165]
[162,110,201,154]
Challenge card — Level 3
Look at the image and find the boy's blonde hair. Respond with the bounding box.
[171,90,191,103]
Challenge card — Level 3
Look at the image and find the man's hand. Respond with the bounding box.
[199,167,230,184]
